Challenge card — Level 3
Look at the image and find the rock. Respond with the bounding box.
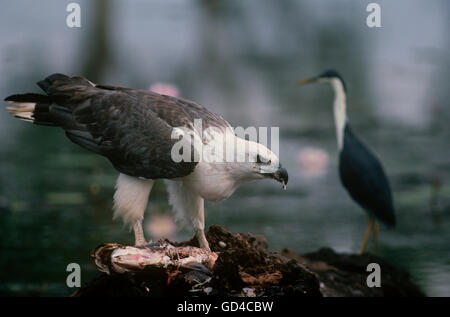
[72,225,425,297]
[281,247,425,297]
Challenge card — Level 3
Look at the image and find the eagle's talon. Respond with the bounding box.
[195,230,211,252]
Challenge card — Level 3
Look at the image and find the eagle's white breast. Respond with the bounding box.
[182,127,243,202]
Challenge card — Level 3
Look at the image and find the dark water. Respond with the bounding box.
[0,0,449,296]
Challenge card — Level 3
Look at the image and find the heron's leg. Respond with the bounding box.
[359,217,374,254]
[373,221,379,255]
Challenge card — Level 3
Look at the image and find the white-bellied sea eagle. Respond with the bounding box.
[5,74,288,250]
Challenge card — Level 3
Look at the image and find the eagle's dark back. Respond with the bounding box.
[6,74,231,180]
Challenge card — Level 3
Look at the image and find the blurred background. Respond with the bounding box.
[0,0,449,296]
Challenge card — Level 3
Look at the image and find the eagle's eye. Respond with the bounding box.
[256,155,271,165]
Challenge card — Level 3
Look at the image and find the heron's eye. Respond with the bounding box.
[256,155,271,165]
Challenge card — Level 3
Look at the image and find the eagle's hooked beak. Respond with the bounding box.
[273,166,288,190]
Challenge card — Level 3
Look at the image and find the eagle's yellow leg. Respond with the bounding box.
[195,229,211,252]
[133,218,147,246]
[359,217,375,254]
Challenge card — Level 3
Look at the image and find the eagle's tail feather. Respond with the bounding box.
[5,74,104,155]
[5,74,88,129]
[5,93,54,125]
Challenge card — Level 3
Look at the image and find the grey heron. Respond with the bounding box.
[297,70,395,254]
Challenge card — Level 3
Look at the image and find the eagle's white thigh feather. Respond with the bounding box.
[165,180,186,225]
[165,180,205,231]
[113,173,154,225]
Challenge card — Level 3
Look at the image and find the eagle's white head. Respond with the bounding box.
[174,125,288,202]
[227,138,288,188]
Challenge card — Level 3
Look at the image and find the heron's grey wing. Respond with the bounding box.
[339,125,395,226]
[46,77,201,179]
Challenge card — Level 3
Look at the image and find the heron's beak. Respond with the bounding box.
[273,166,288,190]
[296,77,319,87]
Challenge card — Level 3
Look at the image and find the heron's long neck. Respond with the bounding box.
[331,79,347,151]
